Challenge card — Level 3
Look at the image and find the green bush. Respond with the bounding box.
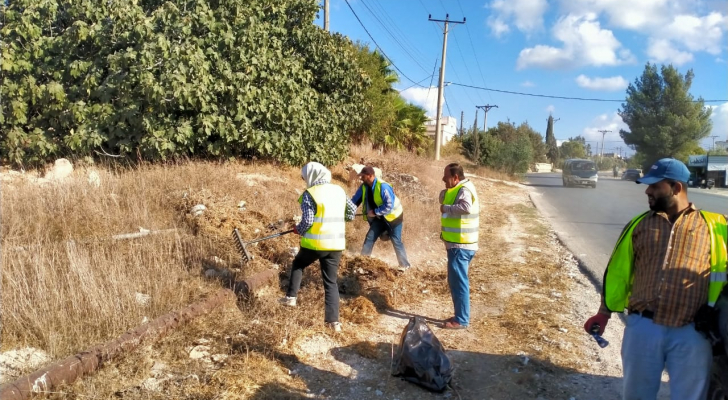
[1,0,367,167]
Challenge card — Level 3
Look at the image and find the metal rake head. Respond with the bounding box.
[232,228,253,263]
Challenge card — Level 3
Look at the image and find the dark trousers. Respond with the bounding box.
[285,247,342,323]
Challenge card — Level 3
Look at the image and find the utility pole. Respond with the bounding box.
[709,135,719,152]
[472,107,479,162]
[460,111,464,137]
[616,146,623,159]
[476,105,498,133]
[473,105,497,164]
[324,0,329,31]
[598,130,611,158]
[429,14,465,160]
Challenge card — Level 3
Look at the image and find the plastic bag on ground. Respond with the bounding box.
[392,316,453,392]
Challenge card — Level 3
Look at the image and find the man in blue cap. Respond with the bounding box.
[583,158,727,400]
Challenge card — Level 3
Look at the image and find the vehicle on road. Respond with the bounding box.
[621,169,642,181]
[562,159,598,188]
[688,173,716,189]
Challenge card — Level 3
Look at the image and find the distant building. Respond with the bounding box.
[602,152,620,158]
[688,154,728,188]
[425,116,458,146]
[715,140,728,151]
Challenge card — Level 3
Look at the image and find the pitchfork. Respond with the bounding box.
[232,228,295,263]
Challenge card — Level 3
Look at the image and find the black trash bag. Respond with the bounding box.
[392,317,453,392]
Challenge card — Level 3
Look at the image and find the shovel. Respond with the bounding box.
[233,228,295,263]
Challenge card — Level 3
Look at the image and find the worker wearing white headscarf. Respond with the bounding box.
[301,162,332,188]
[279,162,357,332]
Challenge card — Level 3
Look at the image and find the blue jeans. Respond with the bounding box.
[621,313,712,400]
[361,219,410,267]
[446,248,475,326]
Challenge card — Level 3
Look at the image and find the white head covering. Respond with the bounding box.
[301,162,331,188]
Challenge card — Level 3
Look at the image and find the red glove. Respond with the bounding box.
[584,313,610,335]
[293,226,299,235]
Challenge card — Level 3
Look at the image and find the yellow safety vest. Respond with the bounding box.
[440,179,479,244]
[298,183,347,251]
[603,210,728,312]
[360,179,403,222]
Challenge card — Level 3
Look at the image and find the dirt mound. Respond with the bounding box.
[337,255,397,313]
[340,296,378,324]
[174,188,300,275]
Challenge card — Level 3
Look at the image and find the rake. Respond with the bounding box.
[232,228,295,263]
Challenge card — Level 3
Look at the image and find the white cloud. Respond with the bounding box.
[575,74,629,91]
[647,39,694,65]
[561,0,673,31]
[487,0,548,37]
[488,17,511,37]
[546,105,556,113]
[517,13,635,70]
[656,12,726,55]
[521,80,536,87]
[400,86,438,118]
[560,0,727,65]
[582,112,631,155]
[709,102,728,141]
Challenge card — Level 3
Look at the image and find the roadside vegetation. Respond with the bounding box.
[2,145,608,399]
[1,145,495,376]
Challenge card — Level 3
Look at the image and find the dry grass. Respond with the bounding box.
[1,147,524,395]
[0,160,313,360]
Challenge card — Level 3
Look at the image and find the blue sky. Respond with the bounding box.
[318,0,728,156]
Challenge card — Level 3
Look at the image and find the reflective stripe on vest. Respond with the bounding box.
[361,179,403,222]
[298,184,347,251]
[440,179,479,244]
[603,210,728,312]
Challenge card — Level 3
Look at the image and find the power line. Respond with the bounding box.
[397,74,434,92]
[417,0,450,40]
[456,0,493,104]
[358,0,430,73]
[368,0,431,63]
[448,82,728,103]
[445,96,453,119]
[343,0,426,87]
[451,31,486,105]
[426,58,438,101]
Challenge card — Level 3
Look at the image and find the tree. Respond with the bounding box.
[1,0,368,167]
[560,140,586,160]
[462,120,535,174]
[545,115,559,164]
[559,135,587,160]
[619,63,712,169]
[526,128,547,164]
[386,98,431,154]
[349,43,431,154]
[350,43,398,146]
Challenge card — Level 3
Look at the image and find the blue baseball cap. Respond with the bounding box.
[636,158,690,185]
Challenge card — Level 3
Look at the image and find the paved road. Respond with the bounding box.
[525,173,728,289]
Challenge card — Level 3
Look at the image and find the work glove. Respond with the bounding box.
[584,313,610,335]
[292,226,299,235]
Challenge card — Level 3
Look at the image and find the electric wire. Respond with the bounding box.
[358,0,430,73]
[343,0,427,87]
[448,82,728,103]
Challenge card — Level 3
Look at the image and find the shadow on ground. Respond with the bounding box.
[239,337,629,400]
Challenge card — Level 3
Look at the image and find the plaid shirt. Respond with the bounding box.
[600,204,727,327]
[296,179,357,234]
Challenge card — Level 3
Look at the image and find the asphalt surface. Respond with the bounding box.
[524,173,728,290]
